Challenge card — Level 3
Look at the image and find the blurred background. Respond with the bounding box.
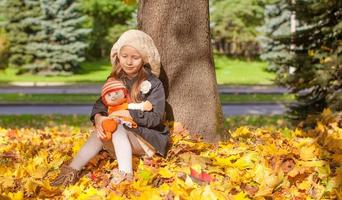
[0,0,341,129]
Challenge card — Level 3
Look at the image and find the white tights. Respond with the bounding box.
[69,125,135,173]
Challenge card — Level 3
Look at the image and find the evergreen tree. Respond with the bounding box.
[258,0,292,74]
[24,0,91,75]
[3,0,41,68]
[260,0,342,122]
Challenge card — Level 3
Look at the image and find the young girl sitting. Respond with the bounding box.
[52,29,169,186]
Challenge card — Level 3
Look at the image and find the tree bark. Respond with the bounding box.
[137,0,225,142]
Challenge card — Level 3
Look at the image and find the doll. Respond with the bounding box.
[100,78,152,141]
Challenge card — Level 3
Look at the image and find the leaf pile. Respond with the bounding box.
[0,115,341,199]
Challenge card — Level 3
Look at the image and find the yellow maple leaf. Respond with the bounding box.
[299,145,318,161]
[232,191,249,200]
[231,126,250,138]
[158,167,174,179]
[232,152,257,169]
[5,191,24,200]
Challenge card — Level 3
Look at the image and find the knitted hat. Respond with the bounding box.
[110,30,161,77]
[101,80,128,104]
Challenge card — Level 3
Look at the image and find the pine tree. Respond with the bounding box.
[3,0,41,68]
[260,0,342,122]
[258,0,292,75]
[24,0,91,75]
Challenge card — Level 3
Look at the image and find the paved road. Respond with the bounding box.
[0,85,288,115]
[0,104,286,116]
[0,85,288,94]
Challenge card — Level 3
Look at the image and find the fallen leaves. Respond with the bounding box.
[0,114,341,199]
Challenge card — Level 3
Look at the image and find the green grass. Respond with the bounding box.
[0,55,275,85]
[0,93,293,104]
[0,114,290,130]
[225,115,292,130]
[0,93,99,104]
[220,94,294,104]
[0,114,91,129]
[0,59,111,84]
[214,55,275,85]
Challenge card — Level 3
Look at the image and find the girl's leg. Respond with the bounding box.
[126,131,155,158]
[69,131,103,170]
[111,125,133,174]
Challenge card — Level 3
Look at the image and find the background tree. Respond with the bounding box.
[258,0,291,73]
[211,0,270,59]
[2,0,41,70]
[80,0,135,59]
[260,0,342,122]
[137,0,225,141]
[21,0,91,75]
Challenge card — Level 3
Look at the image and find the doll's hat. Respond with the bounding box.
[101,79,128,98]
[110,29,161,77]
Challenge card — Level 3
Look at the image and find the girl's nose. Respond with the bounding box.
[126,58,132,65]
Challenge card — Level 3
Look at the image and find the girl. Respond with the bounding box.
[52,30,169,186]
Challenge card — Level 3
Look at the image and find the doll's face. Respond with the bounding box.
[104,90,126,106]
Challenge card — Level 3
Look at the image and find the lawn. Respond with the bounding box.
[0,93,293,104]
[0,55,275,85]
[0,114,290,130]
[0,59,111,84]
[214,55,275,85]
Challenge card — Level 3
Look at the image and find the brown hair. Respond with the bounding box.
[108,57,148,103]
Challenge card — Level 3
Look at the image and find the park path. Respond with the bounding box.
[0,84,288,115]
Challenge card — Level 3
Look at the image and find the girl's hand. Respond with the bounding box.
[94,114,107,139]
[143,101,153,111]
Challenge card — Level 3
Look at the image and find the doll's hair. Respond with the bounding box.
[108,56,148,103]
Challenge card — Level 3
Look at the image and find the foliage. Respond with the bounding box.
[210,0,271,58]
[2,0,90,75]
[80,0,136,59]
[258,0,291,73]
[0,110,341,199]
[2,0,42,68]
[260,0,342,121]
[23,0,91,75]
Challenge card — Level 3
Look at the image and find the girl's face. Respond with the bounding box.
[118,45,144,78]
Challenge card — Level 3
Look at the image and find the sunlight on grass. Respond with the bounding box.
[0,56,275,85]
[0,59,112,84]
[214,55,275,85]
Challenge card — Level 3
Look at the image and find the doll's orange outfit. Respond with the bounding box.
[101,80,137,141]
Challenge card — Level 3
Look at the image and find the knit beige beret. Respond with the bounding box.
[110,30,161,77]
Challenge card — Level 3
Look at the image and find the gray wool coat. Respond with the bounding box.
[90,70,169,157]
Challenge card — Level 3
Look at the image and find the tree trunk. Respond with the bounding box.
[137,0,225,142]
